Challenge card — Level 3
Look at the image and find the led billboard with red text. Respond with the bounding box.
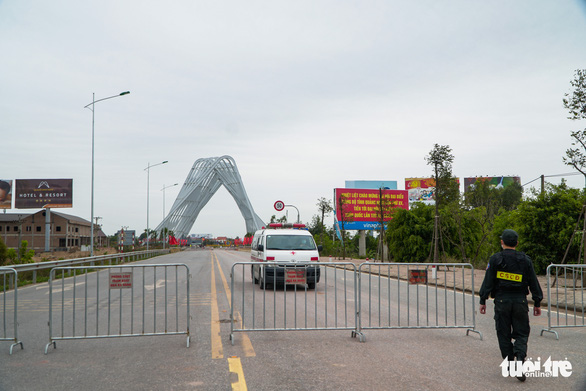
[334,188,409,230]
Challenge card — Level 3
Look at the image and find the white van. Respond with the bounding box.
[250,223,322,289]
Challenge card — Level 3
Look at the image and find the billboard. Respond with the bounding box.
[464,176,521,192]
[334,188,409,230]
[345,180,398,190]
[15,179,73,209]
[0,179,12,209]
[405,177,435,205]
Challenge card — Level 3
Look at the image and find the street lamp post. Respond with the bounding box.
[285,204,300,223]
[144,161,168,251]
[84,91,130,257]
[161,183,178,249]
[161,183,179,219]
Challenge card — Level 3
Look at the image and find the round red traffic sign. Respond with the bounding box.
[274,200,285,211]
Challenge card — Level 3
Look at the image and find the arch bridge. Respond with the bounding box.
[155,156,264,238]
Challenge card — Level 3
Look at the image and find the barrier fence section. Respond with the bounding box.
[45,263,191,354]
[354,263,482,342]
[11,249,170,285]
[0,267,23,355]
[541,264,585,340]
[230,262,358,344]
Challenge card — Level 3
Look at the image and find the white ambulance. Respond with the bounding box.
[250,223,322,289]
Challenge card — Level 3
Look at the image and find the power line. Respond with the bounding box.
[522,172,582,187]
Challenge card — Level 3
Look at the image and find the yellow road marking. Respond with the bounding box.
[228,356,248,391]
[233,311,256,357]
[215,254,232,308]
[214,254,255,357]
[211,254,223,359]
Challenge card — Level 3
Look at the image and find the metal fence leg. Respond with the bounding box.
[466,328,483,340]
[354,330,366,342]
[540,328,559,340]
[9,341,23,355]
[45,341,56,354]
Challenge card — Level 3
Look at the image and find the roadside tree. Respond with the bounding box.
[562,69,586,184]
[387,203,434,262]
[425,144,459,261]
[316,197,333,245]
[0,237,8,266]
[494,181,586,274]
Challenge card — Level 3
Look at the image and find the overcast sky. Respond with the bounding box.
[2,0,586,238]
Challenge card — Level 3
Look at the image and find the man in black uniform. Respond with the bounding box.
[479,229,543,381]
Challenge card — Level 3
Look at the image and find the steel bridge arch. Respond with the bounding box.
[155,156,265,238]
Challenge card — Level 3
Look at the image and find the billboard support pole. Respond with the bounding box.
[44,208,51,252]
[378,188,384,262]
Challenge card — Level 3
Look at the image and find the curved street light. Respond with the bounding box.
[285,204,300,224]
[144,161,168,251]
[161,183,178,249]
[161,183,179,219]
[84,91,130,257]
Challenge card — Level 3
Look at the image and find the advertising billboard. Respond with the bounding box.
[15,179,73,209]
[344,180,398,190]
[334,188,409,230]
[0,179,12,209]
[464,176,521,192]
[405,177,435,205]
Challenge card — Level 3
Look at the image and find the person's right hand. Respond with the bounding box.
[479,304,486,314]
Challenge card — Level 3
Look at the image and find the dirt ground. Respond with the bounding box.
[32,247,120,262]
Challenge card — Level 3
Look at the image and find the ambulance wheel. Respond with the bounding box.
[259,273,266,289]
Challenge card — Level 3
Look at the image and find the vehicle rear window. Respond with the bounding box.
[266,235,316,251]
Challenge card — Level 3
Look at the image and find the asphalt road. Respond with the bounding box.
[1,249,585,390]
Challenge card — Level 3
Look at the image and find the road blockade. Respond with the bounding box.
[230,261,358,344]
[0,267,23,355]
[354,262,482,342]
[229,261,482,343]
[541,264,586,340]
[45,263,191,354]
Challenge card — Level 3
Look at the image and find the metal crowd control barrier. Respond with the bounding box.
[230,262,358,344]
[354,263,482,342]
[45,264,191,354]
[541,264,585,340]
[1,267,23,355]
[11,249,170,285]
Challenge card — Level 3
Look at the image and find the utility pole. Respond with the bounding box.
[93,217,102,251]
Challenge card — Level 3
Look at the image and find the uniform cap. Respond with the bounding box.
[501,229,518,246]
